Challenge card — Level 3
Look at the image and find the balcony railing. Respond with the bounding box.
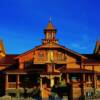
[8,82,16,88]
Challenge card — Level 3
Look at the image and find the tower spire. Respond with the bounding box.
[42,20,58,44]
[45,18,56,30]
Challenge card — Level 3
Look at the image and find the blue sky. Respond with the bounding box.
[0,0,100,54]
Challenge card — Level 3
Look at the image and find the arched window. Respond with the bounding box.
[8,75,16,82]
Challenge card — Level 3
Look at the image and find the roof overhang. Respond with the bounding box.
[15,44,87,60]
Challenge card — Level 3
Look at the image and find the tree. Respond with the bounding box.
[20,73,40,98]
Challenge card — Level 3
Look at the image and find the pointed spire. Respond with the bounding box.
[0,40,6,57]
[45,17,56,30]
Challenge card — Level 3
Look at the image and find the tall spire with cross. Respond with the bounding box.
[42,19,58,44]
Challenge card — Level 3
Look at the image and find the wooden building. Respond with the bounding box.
[0,20,100,99]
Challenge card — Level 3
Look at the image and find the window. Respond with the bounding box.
[24,60,33,69]
[97,76,100,80]
[70,74,80,81]
[19,75,26,82]
[8,75,16,82]
[47,33,52,39]
[38,52,44,59]
[58,52,62,61]
[58,53,67,61]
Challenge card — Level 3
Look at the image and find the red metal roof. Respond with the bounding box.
[0,54,19,65]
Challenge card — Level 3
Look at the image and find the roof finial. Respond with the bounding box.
[49,16,52,22]
[45,17,56,30]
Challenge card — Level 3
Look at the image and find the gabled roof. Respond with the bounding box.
[15,43,87,59]
[58,66,94,73]
[0,54,19,71]
[58,44,87,59]
[82,54,100,61]
[0,54,19,65]
[37,43,87,59]
[0,40,6,57]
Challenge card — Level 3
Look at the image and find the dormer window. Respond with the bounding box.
[58,52,62,61]
[24,60,33,69]
[38,52,44,59]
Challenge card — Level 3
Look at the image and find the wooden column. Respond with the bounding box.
[67,73,70,83]
[92,65,96,93]
[88,75,91,82]
[59,74,61,82]
[83,74,85,95]
[40,77,43,97]
[19,62,24,70]
[16,74,20,89]
[83,74,85,82]
[50,76,54,87]
[5,74,8,89]
[47,64,51,72]
[93,74,97,93]
[48,75,53,87]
